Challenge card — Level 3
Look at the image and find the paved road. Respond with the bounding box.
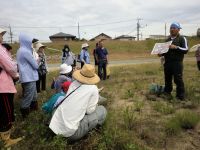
[48,57,195,71]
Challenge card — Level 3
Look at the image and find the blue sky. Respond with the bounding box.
[0,0,200,42]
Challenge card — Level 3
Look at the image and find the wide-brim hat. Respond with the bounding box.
[60,64,72,74]
[35,42,46,51]
[0,28,6,35]
[72,64,100,85]
[81,43,89,48]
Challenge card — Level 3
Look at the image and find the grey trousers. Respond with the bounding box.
[21,81,37,108]
[68,105,107,141]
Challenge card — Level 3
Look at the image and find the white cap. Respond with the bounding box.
[81,43,89,48]
[35,42,46,51]
[60,64,72,74]
[0,28,6,35]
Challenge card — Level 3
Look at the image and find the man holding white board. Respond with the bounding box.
[156,22,188,100]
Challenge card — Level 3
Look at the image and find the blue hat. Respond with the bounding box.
[170,22,182,29]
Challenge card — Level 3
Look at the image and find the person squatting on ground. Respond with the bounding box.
[16,33,39,118]
[95,41,109,80]
[159,22,188,100]
[195,46,200,71]
[80,43,90,68]
[49,64,107,142]
[62,44,76,67]
[0,28,23,148]
[42,81,71,114]
[51,63,73,93]
[36,42,48,93]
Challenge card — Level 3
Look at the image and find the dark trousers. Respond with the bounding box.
[98,60,107,80]
[36,74,46,93]
[197,61,200,71]
[164,61,185,99]
[0,93,14,132]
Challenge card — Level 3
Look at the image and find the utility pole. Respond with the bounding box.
[9,25,13,44]
[137,18,142,41]
[165,23,167,39]
[78,22,80,40]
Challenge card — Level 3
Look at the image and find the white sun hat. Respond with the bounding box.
[81,43,89,49]
[0,28,6,35]
[60,64,72,74]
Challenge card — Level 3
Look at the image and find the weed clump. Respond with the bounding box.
[123,106,136,130]
[165,110,200,136]
[153,102,175,115]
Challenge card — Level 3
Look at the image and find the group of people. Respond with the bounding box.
[0,28,108,148]
[0,31,51,147]
[61,41,109,80]
[0,21,197,148]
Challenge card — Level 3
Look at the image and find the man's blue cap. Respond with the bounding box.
[170,22,182,29]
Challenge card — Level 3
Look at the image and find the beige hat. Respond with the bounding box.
[0,28,6,35]
[35,42,46,51]
[60,64,72,74]
[81,43,89,49]
[72,64,100,85]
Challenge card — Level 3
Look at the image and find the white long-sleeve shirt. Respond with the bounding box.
[49,80,99,137]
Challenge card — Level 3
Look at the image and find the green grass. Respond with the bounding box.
[10,37,200,63]
[165,110,200,136]
[3,60,200,150]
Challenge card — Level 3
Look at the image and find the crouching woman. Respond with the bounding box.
[49,64,107,142]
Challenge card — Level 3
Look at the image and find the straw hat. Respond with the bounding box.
[35,42,46,51]
[60,64,72,74]
[81,43,89,49]
[0,28,6,35]
[72,64,100,84]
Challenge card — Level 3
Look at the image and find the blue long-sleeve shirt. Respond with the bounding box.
[80,49,90,64]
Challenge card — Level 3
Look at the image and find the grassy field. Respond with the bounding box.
[1,60,200,150]
[10,37,200,63]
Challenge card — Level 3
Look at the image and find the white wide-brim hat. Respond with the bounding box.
[35,42,46,51]
[72,64,100,85]
[0,28,6,35]
[81,43,89,49]
[60,64,72,74]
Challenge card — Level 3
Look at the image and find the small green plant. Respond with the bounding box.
[123,106,136,130]
[153,102,175,115]
[124,89,134,99]
[134,101,144,112]
[165,110,200,136]
[177,110,200,129]
[165,117,181,136]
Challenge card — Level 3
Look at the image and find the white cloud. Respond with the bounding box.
[0,0,199,41]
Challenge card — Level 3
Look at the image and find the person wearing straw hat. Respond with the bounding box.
[80,43,90,68]
[0,28,23,147]
[16,33,39,118]
[159,22,188,100]
[35,42,48,93]
[49,64,107,141]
